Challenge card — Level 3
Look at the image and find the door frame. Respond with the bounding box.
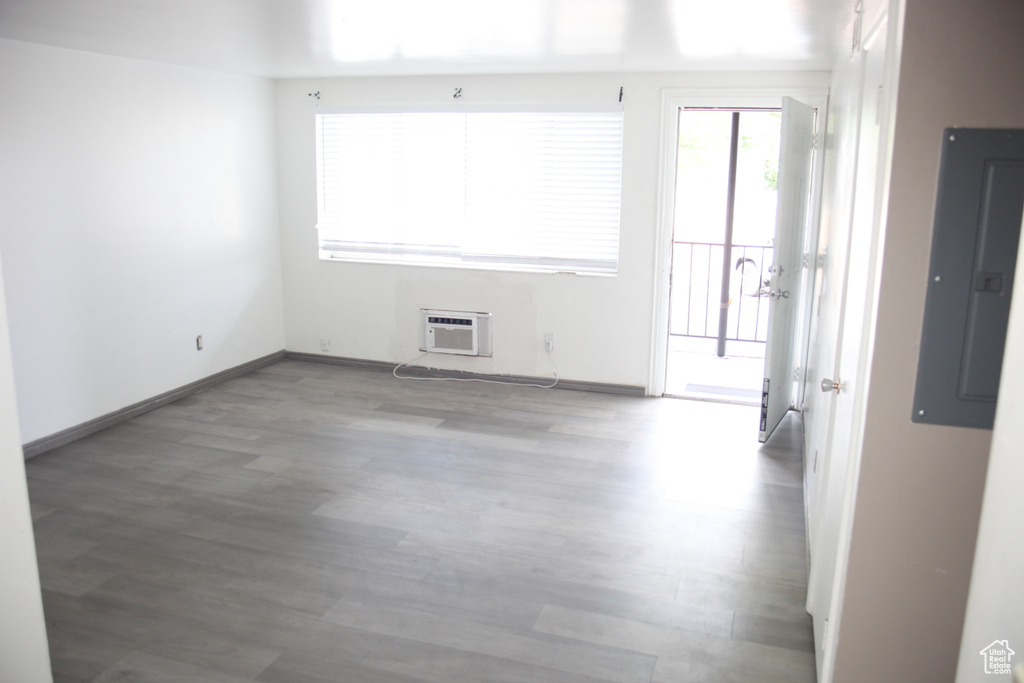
[649,86,830,397]
[816,11,900,679]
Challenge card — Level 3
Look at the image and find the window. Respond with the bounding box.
[314,106,624,274]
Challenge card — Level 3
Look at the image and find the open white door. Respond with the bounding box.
[759,97,816,442]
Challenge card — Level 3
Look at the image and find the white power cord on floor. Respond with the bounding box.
[393,347,559,389]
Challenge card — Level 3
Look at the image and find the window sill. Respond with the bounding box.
[318,252,617,278]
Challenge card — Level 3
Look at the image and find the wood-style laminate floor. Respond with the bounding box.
[26,360,815,683]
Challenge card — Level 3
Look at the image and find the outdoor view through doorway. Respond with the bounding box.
[666,108,782,403]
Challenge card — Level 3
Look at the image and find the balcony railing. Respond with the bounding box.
[671,241,773,343]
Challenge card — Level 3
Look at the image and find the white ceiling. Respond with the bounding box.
[0,0,854,79]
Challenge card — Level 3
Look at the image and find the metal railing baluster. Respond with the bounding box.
[669,240,773,345]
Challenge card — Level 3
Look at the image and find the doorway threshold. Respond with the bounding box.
[664,387,760,407]
[665,342,764,406]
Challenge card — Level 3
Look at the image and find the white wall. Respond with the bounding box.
[830,1,1024,680]
[0,39,286,444]
[275,71,828,389]
[0,258,52,681]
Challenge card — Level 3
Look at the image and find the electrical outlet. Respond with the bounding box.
[544,332,555,352]
[196,335,203,351]
[320,337,330,352]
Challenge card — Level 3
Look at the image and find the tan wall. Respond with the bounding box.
[833,1,1024,680]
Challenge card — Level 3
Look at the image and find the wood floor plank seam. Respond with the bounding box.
[26,360,814,683]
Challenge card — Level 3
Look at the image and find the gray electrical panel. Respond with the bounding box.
[912,128,1024,429]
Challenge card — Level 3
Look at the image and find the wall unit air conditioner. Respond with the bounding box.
[420,309,492,357]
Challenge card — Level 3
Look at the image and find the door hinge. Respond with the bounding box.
[794,365,802,383]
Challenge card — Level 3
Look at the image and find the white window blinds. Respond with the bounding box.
[315,107,623,274]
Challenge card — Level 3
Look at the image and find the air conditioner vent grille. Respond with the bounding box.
[428,316,473,326]
[432,327,475,352]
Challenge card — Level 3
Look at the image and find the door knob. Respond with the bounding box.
[821,378,840,393]
[770,289,790,300]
